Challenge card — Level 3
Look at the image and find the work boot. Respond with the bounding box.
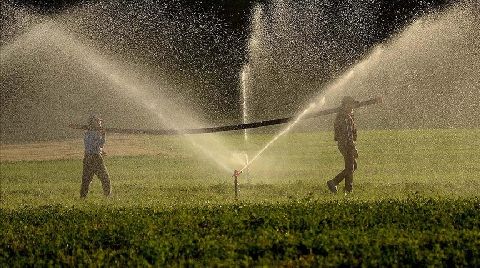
[327,180,338,194]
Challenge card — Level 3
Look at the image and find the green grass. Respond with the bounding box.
[2,129,479,208]
[2,199,479,266]
[1,129,480,265]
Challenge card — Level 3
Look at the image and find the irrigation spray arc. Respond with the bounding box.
[231,2,480,196]
[240,62,250,182]
[238,4,264,184]
[227,10,387,193]
[1,18,244,173]
[236,46,385,173]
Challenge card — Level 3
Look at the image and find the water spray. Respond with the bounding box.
[229,96,382,198]
[240,4,264,184]
[240,65,250,183]
[236,96,383,174]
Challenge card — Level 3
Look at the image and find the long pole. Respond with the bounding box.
[69,96,382,135]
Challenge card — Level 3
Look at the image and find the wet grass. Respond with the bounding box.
[2,128,479,208]
[1,129,479,265]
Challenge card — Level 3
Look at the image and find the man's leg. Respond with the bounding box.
[327,144,348,193]
[93,154,111,197]
[331,170,346,185]
[80,156,94,198]
[344,151,356,193]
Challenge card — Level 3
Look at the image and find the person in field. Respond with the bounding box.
[80,115,111,198]
[327,96,359,194]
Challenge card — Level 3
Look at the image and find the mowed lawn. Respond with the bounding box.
[1,129,479,266]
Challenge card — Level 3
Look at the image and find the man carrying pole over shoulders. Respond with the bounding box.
[327,96,359,195]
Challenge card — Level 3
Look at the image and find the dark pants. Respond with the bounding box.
[80,153,111,198]
[331,143,357,192]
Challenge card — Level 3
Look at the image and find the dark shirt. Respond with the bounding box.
[334,111,357,147]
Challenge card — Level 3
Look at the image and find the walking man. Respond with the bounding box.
[327,96,359,194]
[80,115,111,198]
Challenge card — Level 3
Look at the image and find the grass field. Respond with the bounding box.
[1,129,479,265]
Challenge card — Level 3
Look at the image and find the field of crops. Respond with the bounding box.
[1,129,480,265]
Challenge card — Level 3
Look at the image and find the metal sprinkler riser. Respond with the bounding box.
[232,169,242,199]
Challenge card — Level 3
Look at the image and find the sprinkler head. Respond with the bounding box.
[233,169,242,178]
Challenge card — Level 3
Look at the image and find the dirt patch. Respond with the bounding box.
[0,135,175,162]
